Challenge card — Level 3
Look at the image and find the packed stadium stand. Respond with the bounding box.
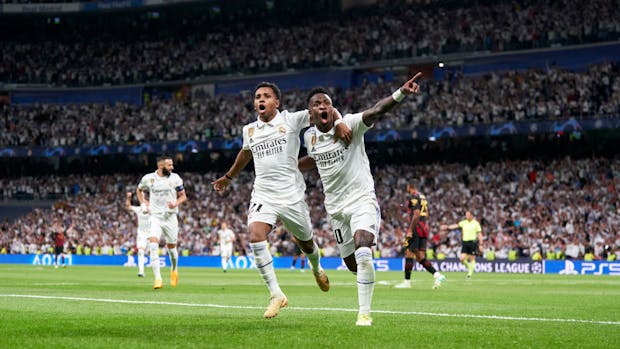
[1,0,618,262]
[1,0,619,86]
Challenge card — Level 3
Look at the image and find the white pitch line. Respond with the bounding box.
[1,294,619,326]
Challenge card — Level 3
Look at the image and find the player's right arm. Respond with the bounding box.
[298,156,317,172]
[441,222,460,231]
[361,73,422,127]
[135,178,150,213]
[125,192,134,211]
[212,149,253,192]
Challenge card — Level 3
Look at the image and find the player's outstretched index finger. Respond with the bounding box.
[410,72,422,82]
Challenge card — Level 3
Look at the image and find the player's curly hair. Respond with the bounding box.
[254,82,281,101]
[307,87,331,104]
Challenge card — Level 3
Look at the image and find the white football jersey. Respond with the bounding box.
[218,228,235,247]
[243,110,309,204]
[303,112,376,214]
[138,172,184,215]
[129,206,150,234]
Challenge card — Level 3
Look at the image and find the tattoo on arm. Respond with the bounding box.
[362,95,400,126]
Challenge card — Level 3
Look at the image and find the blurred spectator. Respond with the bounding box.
[1,0,619,86]
[1,157,618,259]
[1,62,619,148]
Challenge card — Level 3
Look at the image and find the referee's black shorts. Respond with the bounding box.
[461,240,478,255]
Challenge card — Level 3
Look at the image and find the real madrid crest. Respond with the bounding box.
[311,134,317,152]
[278,126,286,134]
[248,127,255,143]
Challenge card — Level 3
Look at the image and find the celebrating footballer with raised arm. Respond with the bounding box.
[298,72,424,326]
[212,82,351,319]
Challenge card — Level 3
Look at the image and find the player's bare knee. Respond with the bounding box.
[344,255,357,272]
[248,222,271,243]
[353,230,374,249]
[296,239,314,254]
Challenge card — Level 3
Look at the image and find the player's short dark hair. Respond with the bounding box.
[254,82,281,101]
[157,154,172,162]
[307,87,331,104]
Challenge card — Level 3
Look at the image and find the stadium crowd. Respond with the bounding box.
[2,157,618,260]
[2,62,619,148]
[1,0,619,86]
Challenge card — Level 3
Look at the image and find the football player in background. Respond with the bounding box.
[137,154,187,289]
[51,220,73,268]
[395,181,446,289]
[217,221,235,272]
[125,191,150,277]
[290,243,306,272]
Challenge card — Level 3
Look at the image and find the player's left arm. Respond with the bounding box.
[408,208,420,238]
[477,224,484,253]
[298,156,317,172]
[169,188,187,209]
[168,178,187,209]
[125,192,133,211]
[362,72,422,127]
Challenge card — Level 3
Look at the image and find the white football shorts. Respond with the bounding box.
[220,244,233,258]
[247,199,313,242]
[148,213,179,244]
[329,199,381,258]
[136,229,149,250]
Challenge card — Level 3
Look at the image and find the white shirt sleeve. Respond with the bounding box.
[173,174,184,191]
[138,174,149,190]
[345,112,371,138]
[302,128,312,151]
[242,124,251,150]
[287,109,310,130]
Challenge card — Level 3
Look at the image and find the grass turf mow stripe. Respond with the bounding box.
[2,293,618,326]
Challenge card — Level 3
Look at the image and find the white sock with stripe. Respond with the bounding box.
[149,242,161,280]
[355,247,375,316]
[250,241,283,297]
[167,247,178,272]
[137,248,145,274]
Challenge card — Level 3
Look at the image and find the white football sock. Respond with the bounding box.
[167,247,178,272]
[149,242,161,280]
[250,241,283,297]
[355,247,375,315]
[137,249,145,274]
[222,257,228,270]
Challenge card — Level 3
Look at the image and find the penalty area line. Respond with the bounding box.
[1,294,618,326]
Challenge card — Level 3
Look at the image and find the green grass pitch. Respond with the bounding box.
[1,265,619,349]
